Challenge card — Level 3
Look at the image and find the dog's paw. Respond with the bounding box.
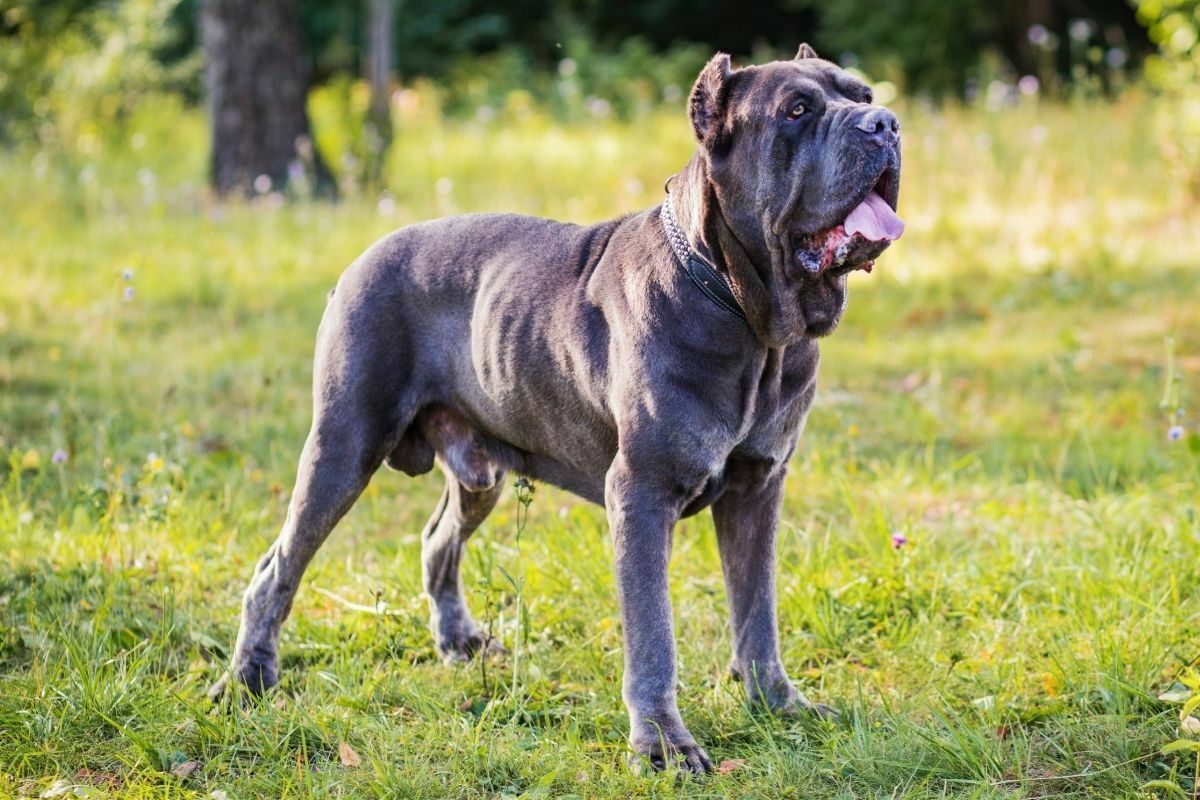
[730,664,839,722]
[207,658,280,702]
[628,737,713,776]
[763,689,840,722]
[437,630,506,665]
[777,694,840,722]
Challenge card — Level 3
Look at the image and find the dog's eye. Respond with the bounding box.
[786,102,806,121]
[862,90,874,104]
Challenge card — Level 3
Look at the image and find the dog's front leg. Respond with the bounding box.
[712,467,836,718]
[606,453,713,774]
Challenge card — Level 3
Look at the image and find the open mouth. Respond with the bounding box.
[793,169,904,277]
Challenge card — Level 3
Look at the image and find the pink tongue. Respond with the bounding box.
[843,191,905,242]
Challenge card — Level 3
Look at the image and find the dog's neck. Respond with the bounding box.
[669,155,724,270]
[671,154,803,349]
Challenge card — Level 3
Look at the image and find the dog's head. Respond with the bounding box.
[688,45,903,344]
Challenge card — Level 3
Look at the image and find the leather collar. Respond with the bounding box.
[659,193,747,322]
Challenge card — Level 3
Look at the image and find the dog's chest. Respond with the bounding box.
[678,343,819,518]
[726,341,821,460]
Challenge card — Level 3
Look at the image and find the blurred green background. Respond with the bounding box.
[2,0,1199,194]
[4,0,1200,196]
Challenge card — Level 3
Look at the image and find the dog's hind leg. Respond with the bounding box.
[213,278,405,698]
[214,400,392,696]
[421,465,506,663]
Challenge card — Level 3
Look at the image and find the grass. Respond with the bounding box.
[2,89,1200,798]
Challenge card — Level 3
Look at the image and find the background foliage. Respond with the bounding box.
[0,0,1156,140]
[1135,0,1200,194]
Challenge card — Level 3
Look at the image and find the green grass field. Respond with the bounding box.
[3,92,1200,798]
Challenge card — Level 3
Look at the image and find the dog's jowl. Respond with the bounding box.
[213,44,904,774]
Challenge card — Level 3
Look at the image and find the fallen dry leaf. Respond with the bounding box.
[170,760,200,779]
[338,741,361,768]
[716,758,746,775]
[74,769,122,789]
[1182,715,1200,735]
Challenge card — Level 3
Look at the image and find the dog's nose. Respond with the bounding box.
[854,107,899,140]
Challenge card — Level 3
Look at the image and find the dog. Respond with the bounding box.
[212,44,903,774]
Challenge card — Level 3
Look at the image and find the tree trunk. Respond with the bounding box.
[363,0,395,189]
[199,0,334,198]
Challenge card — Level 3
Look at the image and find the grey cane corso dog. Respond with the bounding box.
[214,44,904,773]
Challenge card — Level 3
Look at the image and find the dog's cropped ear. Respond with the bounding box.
[689,52,734,147]
[795,43,819,60]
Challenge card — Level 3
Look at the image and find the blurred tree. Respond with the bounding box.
[0,0,202,143]
[787,0,1150,96]
[1134,0,1200,196]
[0,0,1158,157]
[788,0,1001,94]
[199,0,333,197]
[363,0,394,189]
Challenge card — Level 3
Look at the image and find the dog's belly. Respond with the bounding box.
[517,451,607,504]
[457,367,616,502]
